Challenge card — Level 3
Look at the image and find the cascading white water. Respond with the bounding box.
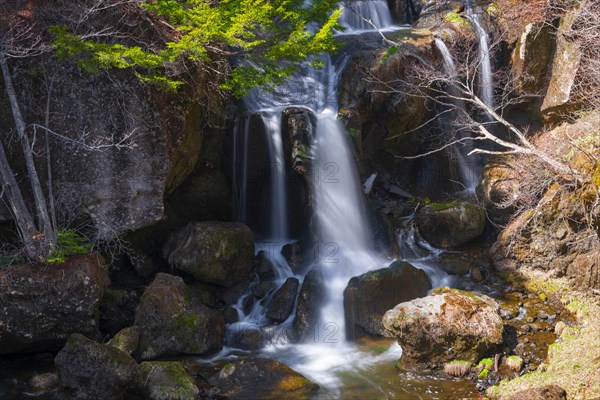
[262,113,288,240]
[339,0,394,32]
[226,1,416,393]
[465,1,494,109]
[434,37,480,191]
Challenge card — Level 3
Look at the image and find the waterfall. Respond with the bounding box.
[465,1,494,109]
[339,0,394,32]
[263,113,288,240]
[434,37,480,191]
[227,0,406,392]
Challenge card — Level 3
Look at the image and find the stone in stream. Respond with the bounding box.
[289,269,326,343]
[209,357,318,400]
[0,254,110,354]
[343,261,431,340]
[138,361,199,400]
[281,241,304,273]
[163,221,254,288]
[54,333,139,400]
[266,277,300,323]
[383,287,504,370]
[134,273,224,360]
[416,201,486,248]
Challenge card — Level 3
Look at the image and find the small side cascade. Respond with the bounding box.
[433,37,481,192]
[465,0,494,109]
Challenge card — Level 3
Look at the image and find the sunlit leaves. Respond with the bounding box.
[51,0,342,96]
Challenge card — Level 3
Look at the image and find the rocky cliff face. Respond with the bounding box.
[0,25,228,241]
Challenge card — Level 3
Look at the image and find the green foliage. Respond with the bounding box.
[45,229,93,264]
[444,11,467,25]
[381,45,398,64]
[478,358,494,370]
[51,0,343,96]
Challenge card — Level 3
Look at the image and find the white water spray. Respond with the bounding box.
[465,1,494,109]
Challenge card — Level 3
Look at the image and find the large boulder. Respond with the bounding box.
[416,201,486,248]
[343,261,431,340]
[289,269,327,342]
[54,333,139,400]
[511,22,555,97]
[208,357,318,400]
[163,222,253,287]
[138,361,199,400]
[540,12,582,119]
[382,287,504,369]
[134,273,224,359]
[0,254,109,354]
[266,277,300,323]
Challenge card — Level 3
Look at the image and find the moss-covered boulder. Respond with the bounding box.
[138,361,199,400]
[416,201,486,248]
[343,261,431,340]
[0,254,109,354]
[163,222,254,287]
[208,357,318,400]
[382,287,503,370]
[108,326,140,356]
[289,269,327,342]
[134,273,224,359]
[54,333,139,400]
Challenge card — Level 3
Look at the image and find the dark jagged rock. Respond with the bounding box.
[383,287,504,370]
[138,361,199,400]
[0,254,109,354]
[289,269,326,342]
[255,250,276,280]
[163,221,254,287]
[343,261,431,340]
[209,357,318,400]
[282,108,317,237]
[281,241,304,273]
[416,201,486,248]
[134,273,224,359]
[54,333,139,400]
[266,277,300,323]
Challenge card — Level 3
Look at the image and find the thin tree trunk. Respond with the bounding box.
[0,141,39,259]
[0,50,55,254]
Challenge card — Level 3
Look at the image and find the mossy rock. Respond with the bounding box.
[134,273,224,360]
[416,201,486,248]
[383,287,503,370]
[163,221,254,287]
[55,333,139,400]
[138,361,199,400]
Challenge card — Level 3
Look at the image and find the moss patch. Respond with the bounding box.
[487,273,600,399]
